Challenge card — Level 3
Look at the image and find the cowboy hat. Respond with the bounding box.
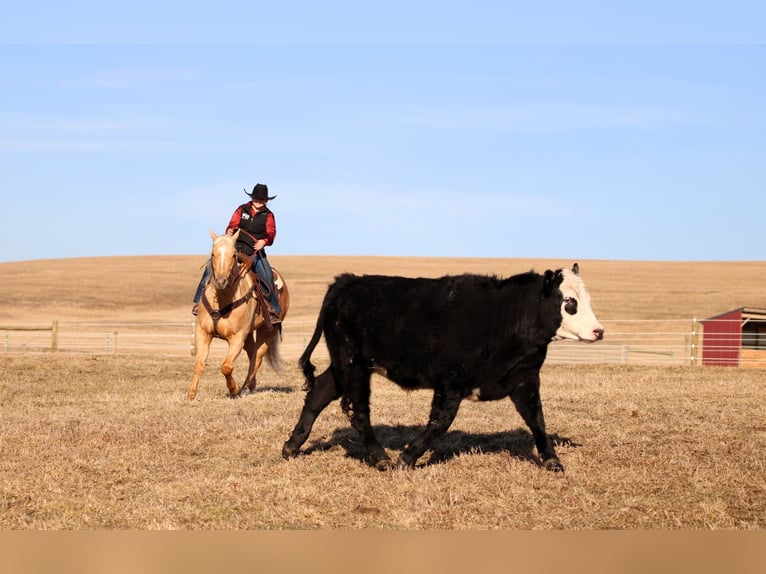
[245,183,277,201]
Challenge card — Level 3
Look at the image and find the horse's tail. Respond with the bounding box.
[264,332,284,373]
[299,273,356,390]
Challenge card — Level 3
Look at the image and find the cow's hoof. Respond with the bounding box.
[372,458,395,471]
[282,443,298,459]
[543,458,565,472]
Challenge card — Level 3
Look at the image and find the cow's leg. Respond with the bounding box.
[509,373,563,472]
[282,368,340,458]
[395,386,462,469]
[342,367,391,470]
[188,326,213,400]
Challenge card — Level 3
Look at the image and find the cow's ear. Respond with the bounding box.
[543,269,564,297]
[542,270,554,296]
[572,262,580,276]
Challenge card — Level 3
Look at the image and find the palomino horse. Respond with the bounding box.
[187,230,290,400]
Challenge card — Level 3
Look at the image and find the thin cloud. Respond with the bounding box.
[281,181,582,220]
[65,66,204,91]
[0,110,237,153]
[403,102,706,132]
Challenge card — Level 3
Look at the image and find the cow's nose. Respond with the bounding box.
[594,327,604,341]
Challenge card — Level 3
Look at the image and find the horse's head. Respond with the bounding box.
[209,230,240,290]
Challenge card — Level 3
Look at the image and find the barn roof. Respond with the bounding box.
[702,307,766,322]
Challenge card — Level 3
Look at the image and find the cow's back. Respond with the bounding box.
[319,272,562,388]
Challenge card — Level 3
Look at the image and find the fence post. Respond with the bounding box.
[689,317,699,367]
[51,320,58,353]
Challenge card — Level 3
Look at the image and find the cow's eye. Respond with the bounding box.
[563,296,578,315]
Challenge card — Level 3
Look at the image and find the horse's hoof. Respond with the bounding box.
[543,458,565,472]
[238,386,251,397]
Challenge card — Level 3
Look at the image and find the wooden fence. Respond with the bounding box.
[0,318,726,367]
[1,320,59,353]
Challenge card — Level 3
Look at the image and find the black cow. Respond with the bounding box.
[282,263,603,471]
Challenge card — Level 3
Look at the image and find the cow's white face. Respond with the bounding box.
[554,264,604,342]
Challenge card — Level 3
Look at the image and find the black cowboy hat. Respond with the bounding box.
[245,183,277,201]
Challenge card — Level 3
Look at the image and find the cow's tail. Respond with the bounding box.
[299,274,355,391]
[298,306,325,390]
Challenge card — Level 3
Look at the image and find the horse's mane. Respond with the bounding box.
[200,258,213,284]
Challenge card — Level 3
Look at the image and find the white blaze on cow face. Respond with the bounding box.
[553,264,604,343]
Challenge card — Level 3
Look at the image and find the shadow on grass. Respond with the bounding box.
[252,385,296,394]
[303,424,580,469]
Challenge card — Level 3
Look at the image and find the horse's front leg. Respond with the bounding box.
[221,335,248,398]
[188,326,213,400]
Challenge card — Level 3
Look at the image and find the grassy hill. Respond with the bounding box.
[2,255,764,324]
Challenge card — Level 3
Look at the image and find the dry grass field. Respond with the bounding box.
[1,256,765,530]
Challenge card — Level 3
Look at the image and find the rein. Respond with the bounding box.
[201,233,277,329]
[234,250,276,330]
[235,227,261,248]
[230,227,276,302]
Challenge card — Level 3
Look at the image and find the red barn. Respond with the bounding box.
[701,307,766,368]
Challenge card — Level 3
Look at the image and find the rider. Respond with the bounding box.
[192,183,282,324]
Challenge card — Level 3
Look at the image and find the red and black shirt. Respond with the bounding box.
[225,203,276,256]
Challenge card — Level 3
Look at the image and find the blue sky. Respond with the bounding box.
[1,2,765,262]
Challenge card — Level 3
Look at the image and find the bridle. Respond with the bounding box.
[202,250,256,320]
[201,231,277,329]
[221,252,253,287]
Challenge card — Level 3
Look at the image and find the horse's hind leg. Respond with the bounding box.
[238,334,258,397]
[240,329,278,396]
[282,368,340,459]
